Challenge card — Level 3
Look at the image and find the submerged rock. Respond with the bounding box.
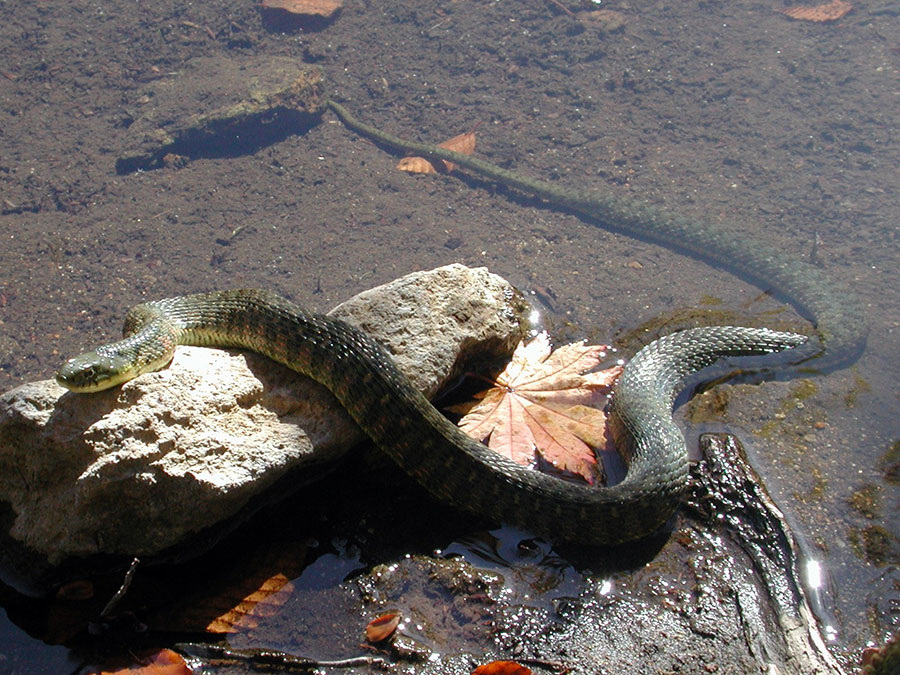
[0,264,530,593]
[115,56,326,174]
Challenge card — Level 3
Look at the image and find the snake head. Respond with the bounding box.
[56,350,135,392]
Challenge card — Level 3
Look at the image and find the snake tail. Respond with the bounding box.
[326,100,866,370]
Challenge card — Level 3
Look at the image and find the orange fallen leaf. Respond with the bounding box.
[262,0,342,18]
[434,128,476,172]
[55,578,94,600]
[526,404,612,480]
[365,612,401,642]
[146,540,309,636]
[775,0,852,21]
[205,572,295,633]
[451,332,622,484]
[91,649,192,675]
[578,9,627,31]
[397,126,477,174]
[396,155,439,175]
[472,661,533,675]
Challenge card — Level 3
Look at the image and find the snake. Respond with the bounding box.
[56,291,805,545]
[326,100,867,370]
[54,102,866,545]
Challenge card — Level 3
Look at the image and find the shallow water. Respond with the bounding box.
[0,0,897,670]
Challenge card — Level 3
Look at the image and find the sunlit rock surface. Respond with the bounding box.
[0,264,529,588]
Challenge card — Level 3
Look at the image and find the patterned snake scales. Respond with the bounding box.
[56,101,867,546]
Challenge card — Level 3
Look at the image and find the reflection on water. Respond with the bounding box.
[802,558,839,643]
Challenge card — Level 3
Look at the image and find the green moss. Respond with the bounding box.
[847,484,882,519]
[879,439,900,485]
[794,467,828,503]
[789,378,818,402]
[848,525,897,566]
[756,378,820,440]
[844,374,872,408]
[685,387,731,425]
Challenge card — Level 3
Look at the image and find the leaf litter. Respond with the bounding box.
[450,332,623,484]
[364,612,401,642]
[396,124,479,174]
[775,0,852,21]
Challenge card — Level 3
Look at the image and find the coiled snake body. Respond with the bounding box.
[57,290,805,545]
[55,103,866,545]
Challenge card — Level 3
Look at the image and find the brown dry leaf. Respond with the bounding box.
[526,404,611,480]
[397,128,477,174]
[452,332,622,484]
[91,649,192,675]
[578,9,627,31]
[146,540,309,635]
[471,661,533,675]
[262,0,342,18]
[365,612,401,642]
[205,572,294,633]
[775,0,852,21]
[435,129,476,172]
[396,156,438,174]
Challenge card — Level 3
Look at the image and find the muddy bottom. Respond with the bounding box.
[0,0,898,671]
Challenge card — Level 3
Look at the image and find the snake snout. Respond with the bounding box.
[56,352,132,392]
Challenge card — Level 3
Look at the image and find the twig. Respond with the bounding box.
[180,20,216,39]
[520,656,573,673]
[176,643,389,671]
[546,0,576,17]
[101,557,140,618]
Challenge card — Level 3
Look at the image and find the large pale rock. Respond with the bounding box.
[0,265,529,592]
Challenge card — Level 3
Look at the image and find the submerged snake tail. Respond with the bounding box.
[326,100,866,370]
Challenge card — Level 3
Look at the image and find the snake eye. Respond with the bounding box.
[56,352,121,392]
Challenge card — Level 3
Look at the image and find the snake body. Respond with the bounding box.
[326,101,867,370]
[57,290,805,545]
[55,102,866,544]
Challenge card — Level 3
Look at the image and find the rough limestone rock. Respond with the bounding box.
[0,265,529,592]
